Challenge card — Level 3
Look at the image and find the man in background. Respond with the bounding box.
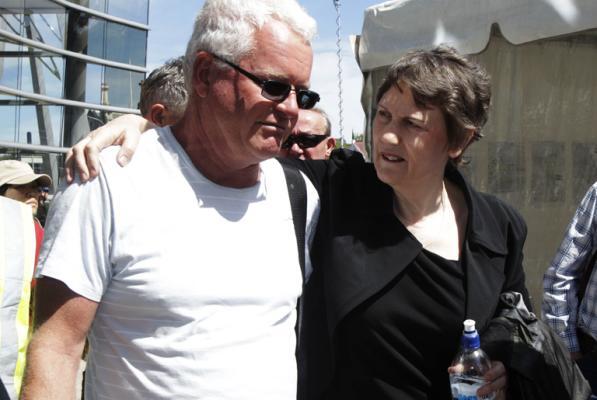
[544,181,597,395]
[279,107,336,160]
[0,197,36,400]
[138,56,188,127]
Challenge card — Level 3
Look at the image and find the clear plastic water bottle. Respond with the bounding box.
[449,319,495,400]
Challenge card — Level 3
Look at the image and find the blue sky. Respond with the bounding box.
[146,0,382,143]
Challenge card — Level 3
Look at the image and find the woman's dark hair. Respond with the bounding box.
[376,46,491,163]
[0,185,7,196]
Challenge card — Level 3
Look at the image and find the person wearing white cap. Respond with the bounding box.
[0,159,53,279]
[0,160,52,217]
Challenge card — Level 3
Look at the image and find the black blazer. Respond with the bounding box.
[282,149,531,400]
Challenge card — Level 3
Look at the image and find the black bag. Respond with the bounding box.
[481,292,592,400]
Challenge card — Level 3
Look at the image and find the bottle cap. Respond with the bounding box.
[463,319,476,333]
[461,319,480,350]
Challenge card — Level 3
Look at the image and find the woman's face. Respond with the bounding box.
[372,82,463,191]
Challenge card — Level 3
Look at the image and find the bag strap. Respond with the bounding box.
[281,162,308,398]
[281,163,307,279]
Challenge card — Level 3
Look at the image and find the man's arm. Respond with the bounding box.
[65,114,152,183]
[21,278,98,400]
[542,183,597,357]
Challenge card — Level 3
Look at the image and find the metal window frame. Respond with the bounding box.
[48,0,150,31]
[0,28,149,73]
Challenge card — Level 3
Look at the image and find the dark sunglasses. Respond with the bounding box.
[281,134,328,149]
[213,54,320,110]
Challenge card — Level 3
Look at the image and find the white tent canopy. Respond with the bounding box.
[355,0,597,311]
[358,0,597,71]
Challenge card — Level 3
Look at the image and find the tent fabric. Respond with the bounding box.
[358,0,597,71]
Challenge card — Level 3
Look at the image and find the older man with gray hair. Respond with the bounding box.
[21,1,320,399]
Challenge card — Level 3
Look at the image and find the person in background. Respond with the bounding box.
[36,186,50,227]
[21,1,320,399]
[543,182,597,396]
[138,56,188,127]
[280,107,336,160]
[0,197,37,400]
[63,46,521,400]
[0,160,52,271]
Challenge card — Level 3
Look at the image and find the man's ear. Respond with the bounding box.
[192,51,214,98]
[147,104,167,127]
[325,137,336,157]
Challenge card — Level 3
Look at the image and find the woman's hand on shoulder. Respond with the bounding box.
[478,360,507,400]
[65,114,154,183]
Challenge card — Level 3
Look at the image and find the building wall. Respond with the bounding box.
[0,0,149,184]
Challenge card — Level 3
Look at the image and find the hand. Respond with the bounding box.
[64,114,153,183]
[478,361,507,400]
[571,351,583,361]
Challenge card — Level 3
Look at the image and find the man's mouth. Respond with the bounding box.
[260,121,284,130]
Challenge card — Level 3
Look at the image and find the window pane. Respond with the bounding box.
[107,0,149,24]
[87,17,147,67]
[105,22,147,66]
[103,66,144,109]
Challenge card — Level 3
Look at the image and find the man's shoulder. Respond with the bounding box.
[100,128,162,162]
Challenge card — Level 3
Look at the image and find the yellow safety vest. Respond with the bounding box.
[0,197,35,400]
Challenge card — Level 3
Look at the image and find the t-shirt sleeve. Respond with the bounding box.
[36,167,113,302]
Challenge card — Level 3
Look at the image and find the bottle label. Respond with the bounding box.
[450,375,496,400]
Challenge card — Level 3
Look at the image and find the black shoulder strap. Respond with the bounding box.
[281,162,307,279]
[281,162,309,399]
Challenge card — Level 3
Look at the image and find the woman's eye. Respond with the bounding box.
[406,120,422,130]
[377,110,390,120]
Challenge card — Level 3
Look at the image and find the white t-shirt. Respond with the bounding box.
[38,127,320,400]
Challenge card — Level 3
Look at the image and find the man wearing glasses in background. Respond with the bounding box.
[279,108,336,160]
[22,1,320,399]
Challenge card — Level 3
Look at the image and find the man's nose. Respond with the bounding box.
[289,143,304,157]
[275,91,300,120]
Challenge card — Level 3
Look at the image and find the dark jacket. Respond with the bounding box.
[283,149,531,399]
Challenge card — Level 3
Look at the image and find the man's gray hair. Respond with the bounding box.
[139,57,188,119]
[184,0,317,90]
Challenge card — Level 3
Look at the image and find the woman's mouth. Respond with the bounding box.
[381,153,404,162]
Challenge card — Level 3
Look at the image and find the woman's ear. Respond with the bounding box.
[449,128,476,159]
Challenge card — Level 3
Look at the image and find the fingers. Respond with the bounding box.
[67,136,92,183]
[64,147,75,184]
[116,129,141,167]
[477,361,507,397]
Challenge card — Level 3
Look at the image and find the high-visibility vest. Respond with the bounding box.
[0,197,35,400]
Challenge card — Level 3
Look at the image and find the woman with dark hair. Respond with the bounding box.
[293,46,529,400]
[65,46,529,399]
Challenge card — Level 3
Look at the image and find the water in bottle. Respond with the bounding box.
[449,319,495,400]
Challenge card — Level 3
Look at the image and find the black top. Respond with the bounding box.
[331,249,466,399]
[279,150,531,400]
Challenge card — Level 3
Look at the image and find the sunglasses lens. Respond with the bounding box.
[283,134,326,149]
[262,81,291,100]
[297,90,320,110]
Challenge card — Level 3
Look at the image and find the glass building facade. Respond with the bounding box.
[0,0,149,185]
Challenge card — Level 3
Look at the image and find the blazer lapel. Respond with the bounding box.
[449,165,509,328]
[324,169,422,335]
